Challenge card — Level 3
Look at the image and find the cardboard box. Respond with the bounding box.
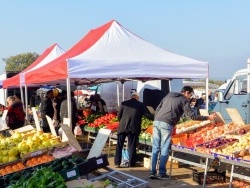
[143,157,179,169]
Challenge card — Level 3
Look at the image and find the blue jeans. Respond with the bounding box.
[150,121,173,176]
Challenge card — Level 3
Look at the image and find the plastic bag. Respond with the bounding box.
[74,125,82,136]
[121,148,129,166]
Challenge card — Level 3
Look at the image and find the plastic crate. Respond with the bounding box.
[78,154,109,175]
[184,136,203,148]
[171,133,188,145]
[192,169,226,185]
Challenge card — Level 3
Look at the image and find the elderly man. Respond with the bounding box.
[114,92,154,168]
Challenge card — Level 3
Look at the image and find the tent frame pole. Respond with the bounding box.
[66,78,72,129]
[24,84,28,122]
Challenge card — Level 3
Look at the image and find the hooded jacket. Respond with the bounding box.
[155,92,208,126]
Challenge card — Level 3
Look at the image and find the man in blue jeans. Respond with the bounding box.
[149,86,215,179]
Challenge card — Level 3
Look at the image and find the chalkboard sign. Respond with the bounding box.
[87,128,111,159]
[61,124,82,151]
[226,108,245,125]
[32,107,41,131]
[46,115,57,137]
[1,109,8,121]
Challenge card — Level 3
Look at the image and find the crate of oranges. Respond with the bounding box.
[25,154,55,167]
[0,161,26,176]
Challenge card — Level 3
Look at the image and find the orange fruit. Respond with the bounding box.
[17,162,25,168]
[0,169,7,175]
[6,168,13,174]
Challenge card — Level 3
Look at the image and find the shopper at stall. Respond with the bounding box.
[93,94,108,113]
[6,95,26,130]
[13,93,23,103]
[40,90,54,133]
[52,92,62,128]
[60,91,78,132]
[114,92,154,168]
[149,86,216,179]
[30,92,36,108]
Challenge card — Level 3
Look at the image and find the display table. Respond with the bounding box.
[85,129,250,187]
[169,146,214,188]
[169,145,250,188]
[219,157,250,188]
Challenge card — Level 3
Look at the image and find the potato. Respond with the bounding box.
[239,149,248,157]
[243,155,250,160]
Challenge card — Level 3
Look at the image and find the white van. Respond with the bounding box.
[94,79,183,112]
[213,68,250,123]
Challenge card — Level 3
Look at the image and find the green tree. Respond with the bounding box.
[3,52,39,72]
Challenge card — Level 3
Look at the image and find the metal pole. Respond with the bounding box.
[116,82,120,107]
[229,164,234,188]
[122,82,125,102]
[202,157,209,188]
[24,84,28,122]
[20,85,25,110]
[205,78,209,112]
[66,78,72,129]
[246,58,250,124]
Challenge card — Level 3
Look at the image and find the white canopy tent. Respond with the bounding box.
[67,21,208,82]
[22,20,210,125]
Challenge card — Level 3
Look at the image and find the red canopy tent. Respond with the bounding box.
[3,43,65,88]
[24,21,112,85]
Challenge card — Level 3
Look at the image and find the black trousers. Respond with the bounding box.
[42,118,51,133]
[114,132,138,166]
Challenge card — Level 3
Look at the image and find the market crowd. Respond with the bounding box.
[3,90,108,135]
[2,86,217,181]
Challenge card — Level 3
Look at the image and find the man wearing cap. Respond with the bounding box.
[114,91,154,168]
[149,86,216,179]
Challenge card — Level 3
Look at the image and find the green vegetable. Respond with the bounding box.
[74,157,84,164]
[61,160,68,166]
[8,167,67,188]
[52,164,63,172]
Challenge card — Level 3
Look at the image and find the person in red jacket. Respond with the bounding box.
[6,95,26,130]
[114,91,154,168]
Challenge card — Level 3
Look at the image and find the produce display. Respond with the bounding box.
[188,122,242,143]
[25,154,54,167]
[141,116,153,131]
[0,162,25,176]
[84,113,118,131]
[138,117,153,140]
[213,131,250,157]
[176,120,211,134]
[0,131,61,164]
[7,167,66,188]
[196,137,238,154]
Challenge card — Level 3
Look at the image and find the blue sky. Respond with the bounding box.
[1,0,250,81]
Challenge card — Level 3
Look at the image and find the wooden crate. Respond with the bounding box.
[143,157,179,169]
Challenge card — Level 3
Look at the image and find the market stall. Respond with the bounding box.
[0,117,150,188]
[137,108,250,187]
[0,20,212,187]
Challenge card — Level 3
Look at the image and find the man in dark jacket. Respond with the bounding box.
[114,92,154,168]
[149,86,215,179]
[40,90,54,133]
